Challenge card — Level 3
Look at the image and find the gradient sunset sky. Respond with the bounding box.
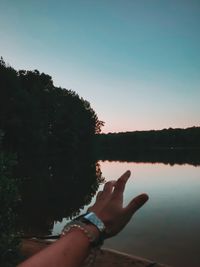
[0,0,199,133]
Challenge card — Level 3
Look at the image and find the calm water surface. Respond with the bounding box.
[53,161,200,267]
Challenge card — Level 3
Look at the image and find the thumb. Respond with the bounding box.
[124,193,149,217]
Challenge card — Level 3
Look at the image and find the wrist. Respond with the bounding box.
[84,224,100,240]
[61,219,102,246]
[61,224,100,243]
[61,212,106,247]
[79,212,105,233]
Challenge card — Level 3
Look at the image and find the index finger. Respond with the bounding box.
[113,170,131,197]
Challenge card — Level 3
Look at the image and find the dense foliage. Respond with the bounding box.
[97,127,200,150]
[0,151,21,266]
[0,57,103,157]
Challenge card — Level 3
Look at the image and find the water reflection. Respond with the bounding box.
[17,151,200,267]
[97,148,200,166]
[101,161,200,267]
[17,155,103,236]
[51,160,200,266]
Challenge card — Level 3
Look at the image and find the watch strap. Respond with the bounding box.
[61,219,104,247]
[83,212,105,232]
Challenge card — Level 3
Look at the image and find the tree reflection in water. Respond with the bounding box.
[16,155,104,237]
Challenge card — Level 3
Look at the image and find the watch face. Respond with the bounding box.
[84,212,105,232]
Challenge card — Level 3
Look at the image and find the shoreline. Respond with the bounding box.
[20,239,171,267]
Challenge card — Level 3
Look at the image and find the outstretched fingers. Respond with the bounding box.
[112,170,131,200]
[124,193,149,218]
[97,181,116,201]
[103,180,116,194]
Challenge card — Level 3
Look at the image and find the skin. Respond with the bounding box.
[18,170,149,267]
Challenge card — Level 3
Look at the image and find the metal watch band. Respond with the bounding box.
[61,220,96,242]
[61,219,104,246]
[83,212,105,232]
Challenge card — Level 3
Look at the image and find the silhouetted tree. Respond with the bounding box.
[0,58,104,157]
[0,58,104,265]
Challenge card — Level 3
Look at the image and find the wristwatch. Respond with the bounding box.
[78,212,105,232]
[61,212,106,246]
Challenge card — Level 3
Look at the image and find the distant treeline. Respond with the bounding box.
[95,127,200,165]
[96,127,200,150]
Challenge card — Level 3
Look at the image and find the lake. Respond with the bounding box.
[53,161,200,267]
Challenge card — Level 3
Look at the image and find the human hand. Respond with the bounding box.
[88,170,149,238]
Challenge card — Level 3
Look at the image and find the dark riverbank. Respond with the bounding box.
[21,239,171,267]
[96,147,200,166]
[95,127,200,166]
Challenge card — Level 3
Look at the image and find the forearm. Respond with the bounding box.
[18,225,99,267]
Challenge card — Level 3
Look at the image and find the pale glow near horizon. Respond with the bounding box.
[0,1,199,133]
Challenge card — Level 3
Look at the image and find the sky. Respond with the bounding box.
[0,0,199,133]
